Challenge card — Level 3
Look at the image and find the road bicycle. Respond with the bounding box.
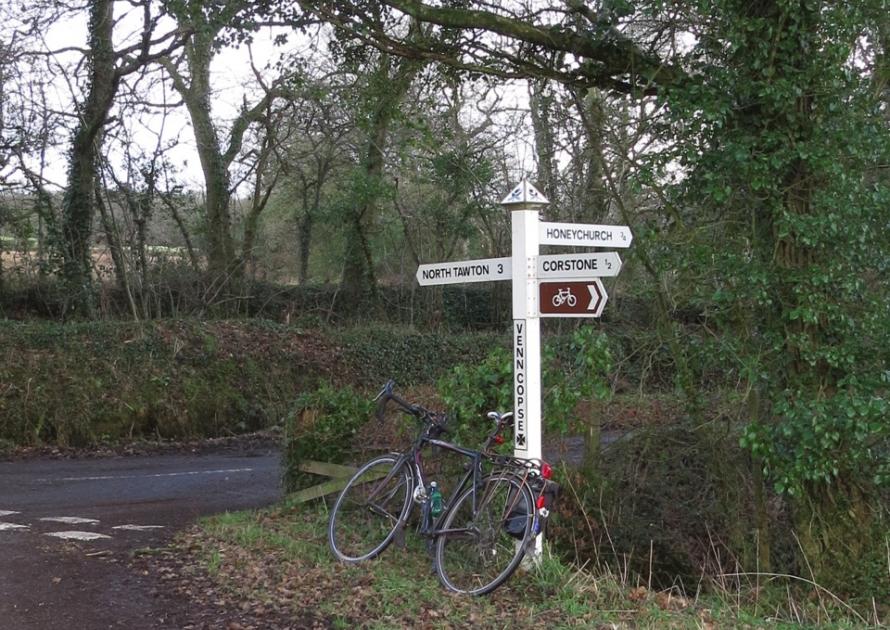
[327,380,558,596]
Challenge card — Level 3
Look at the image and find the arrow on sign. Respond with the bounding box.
[415,257,511,286]
[539,221,633,249]
[537,252,622,278]
[538,279,608,318]
[586,283,605,313]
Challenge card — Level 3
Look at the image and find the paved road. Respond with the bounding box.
[0,446,281,629]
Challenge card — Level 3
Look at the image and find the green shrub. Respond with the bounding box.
[282,383,375,493]
[438,327,613,444]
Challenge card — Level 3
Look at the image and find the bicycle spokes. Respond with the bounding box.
[328,456,412,563]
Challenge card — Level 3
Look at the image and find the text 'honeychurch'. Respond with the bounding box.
[543,227,613,242]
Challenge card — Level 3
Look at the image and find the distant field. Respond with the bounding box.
[0,246,190,280]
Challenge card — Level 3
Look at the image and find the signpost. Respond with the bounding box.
[414,179,632,553]
[501,182,544,461]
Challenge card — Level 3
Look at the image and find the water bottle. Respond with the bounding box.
[429,481,443,517]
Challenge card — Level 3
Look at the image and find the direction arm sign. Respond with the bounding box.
[539,279,608,317]
[537,252,622,278]
[539,221,632,248]
[415,256,512,286]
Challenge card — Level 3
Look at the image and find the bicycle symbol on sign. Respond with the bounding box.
[551,287,577,308]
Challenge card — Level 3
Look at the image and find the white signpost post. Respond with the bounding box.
[414,180,632,554]
[503,181,544,461]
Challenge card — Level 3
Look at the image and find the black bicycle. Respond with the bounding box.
[327,380,559,596]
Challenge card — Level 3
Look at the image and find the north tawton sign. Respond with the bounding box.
[417,180,628,453]
[415,257,511,286]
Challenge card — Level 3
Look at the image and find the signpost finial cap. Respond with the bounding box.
[500,180,549,210]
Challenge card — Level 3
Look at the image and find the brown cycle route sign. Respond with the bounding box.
[538,279,608,318]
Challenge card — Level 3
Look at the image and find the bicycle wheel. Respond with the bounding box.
[328,454,413,563]
[434,473,535,595]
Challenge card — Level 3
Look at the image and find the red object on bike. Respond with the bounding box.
[541,462,553,479]
[536,495,546,510]
[494,435,504,445]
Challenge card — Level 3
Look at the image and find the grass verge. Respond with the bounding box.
[174,501,880,629]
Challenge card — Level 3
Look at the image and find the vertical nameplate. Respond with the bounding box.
[513,319,527,452]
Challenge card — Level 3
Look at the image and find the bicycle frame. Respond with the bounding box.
[401,433,484,535]
[364,432,523,543]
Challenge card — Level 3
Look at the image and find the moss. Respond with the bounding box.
[793,488,890,605]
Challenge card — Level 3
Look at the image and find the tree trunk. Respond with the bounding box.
[179,33,235,278]
[297,159,332,285]
[529,79,559,210]
[94,181,127,290]
[60,0,118,316]
[164,19,283,286]
[297,212,313,285]
[95,183,139,320]
[240,128,277,280]
[575,88,609,222]
[877,19,890,115]
[162,196,200,272]
[337,54,422,313]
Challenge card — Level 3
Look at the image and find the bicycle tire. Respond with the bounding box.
[328,454,413,563]
[434,473,535,595]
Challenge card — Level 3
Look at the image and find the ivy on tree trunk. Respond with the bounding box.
[60,0,117,316]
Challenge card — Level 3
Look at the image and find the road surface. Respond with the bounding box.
[0,445,281,629]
